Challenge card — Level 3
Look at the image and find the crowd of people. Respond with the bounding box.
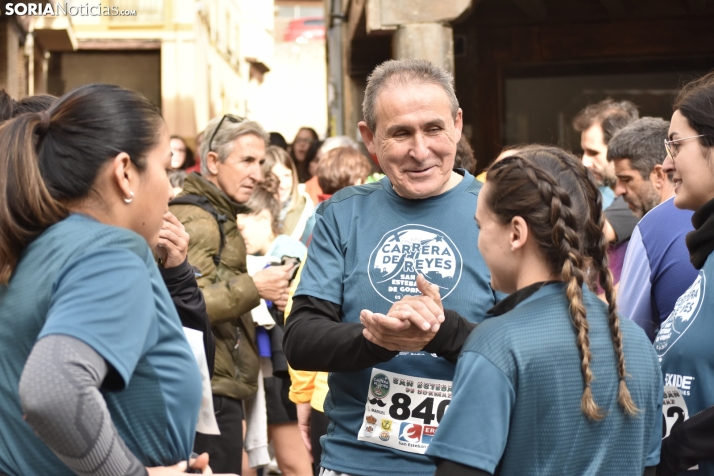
[1,57,714,476]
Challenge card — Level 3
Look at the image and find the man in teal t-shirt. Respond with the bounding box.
[283,59,497,476]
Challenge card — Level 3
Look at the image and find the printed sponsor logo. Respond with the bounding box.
[665,373,695,395]
[366,415,377,425]
[362,425,374,437]
[381,419,392,431]
[398,423,438,445]
[655,274,705,358]
[379,431,390,442]
[421,426,437,444]
[399,423,422,443]
[368,225,463,303]
[370,373,390,399]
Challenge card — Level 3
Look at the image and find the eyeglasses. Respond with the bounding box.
[208,114,245,152]
[664,134,705,163]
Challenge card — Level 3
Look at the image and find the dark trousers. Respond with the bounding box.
[310,408,330,476]
[193,395,244,474]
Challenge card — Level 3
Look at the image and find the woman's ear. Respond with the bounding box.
[110,152,136,202]
[510,216,529,251]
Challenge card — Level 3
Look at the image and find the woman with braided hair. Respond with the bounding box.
[422,149,662,475]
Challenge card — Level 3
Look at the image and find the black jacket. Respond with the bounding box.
[159,257,215,377]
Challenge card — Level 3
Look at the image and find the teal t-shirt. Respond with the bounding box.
[0,214,202,476]
[655,252,714,476]
[427,283,662,475]
[295,171,497,476]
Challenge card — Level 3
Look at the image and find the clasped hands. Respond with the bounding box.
[360,274,444,352]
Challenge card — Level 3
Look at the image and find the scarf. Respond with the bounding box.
[686,196,714,269]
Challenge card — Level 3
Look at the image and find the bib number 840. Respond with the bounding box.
[388,393,449,425]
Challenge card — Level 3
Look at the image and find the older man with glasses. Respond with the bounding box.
[171,115,295,473]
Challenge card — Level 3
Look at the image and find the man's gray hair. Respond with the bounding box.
[362,59,459,132]
[200,116,269,175]
[607,117,670,179]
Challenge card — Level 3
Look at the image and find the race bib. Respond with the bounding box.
[357,368,451,454]
[662,385,697,470]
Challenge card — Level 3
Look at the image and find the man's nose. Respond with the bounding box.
[251,163,263,182]
[582,154,594,169]
[410,133,429,160]
[614,180,626,197]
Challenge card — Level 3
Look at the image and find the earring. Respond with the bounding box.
[124,191,134,204]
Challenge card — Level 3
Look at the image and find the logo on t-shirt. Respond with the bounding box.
[398,423,437,444]
[367,224,463,303]
[655,273,705,359]
[398,423,422,443]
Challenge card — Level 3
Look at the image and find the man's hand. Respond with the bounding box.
[296,402,314,463]
[252,263,294,311]
[387,275,444,331]
[360,275,444,352]
[155,212,190,268]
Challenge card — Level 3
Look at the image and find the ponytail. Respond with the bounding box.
[0,113,67,284]
[0,84,163,285]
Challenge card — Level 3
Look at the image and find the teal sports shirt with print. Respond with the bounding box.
[655,252,714,476]
[0,214,202,476]
[427,282,662,475]
[295,171,497,476]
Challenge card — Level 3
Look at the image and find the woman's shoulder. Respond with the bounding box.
[464,286,572,352]
[32,214,152,269]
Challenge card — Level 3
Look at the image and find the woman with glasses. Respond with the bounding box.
[656,71,714,476]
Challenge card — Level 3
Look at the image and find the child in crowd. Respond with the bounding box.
[237,184,312,476]
[262,145,314,241]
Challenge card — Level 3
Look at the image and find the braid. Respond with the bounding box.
[488,151,638,419]
[582,171,639,416]
[521,164,604,420]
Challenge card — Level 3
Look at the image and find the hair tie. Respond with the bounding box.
[36,110,51,136]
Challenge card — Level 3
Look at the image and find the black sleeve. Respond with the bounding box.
[159,257,215,378]
[422,309,478,364]
[283,295,398,372]
[434,460,492,476]
[658,405,714,476]
[604,196,639,243]
[644,466,655,476]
